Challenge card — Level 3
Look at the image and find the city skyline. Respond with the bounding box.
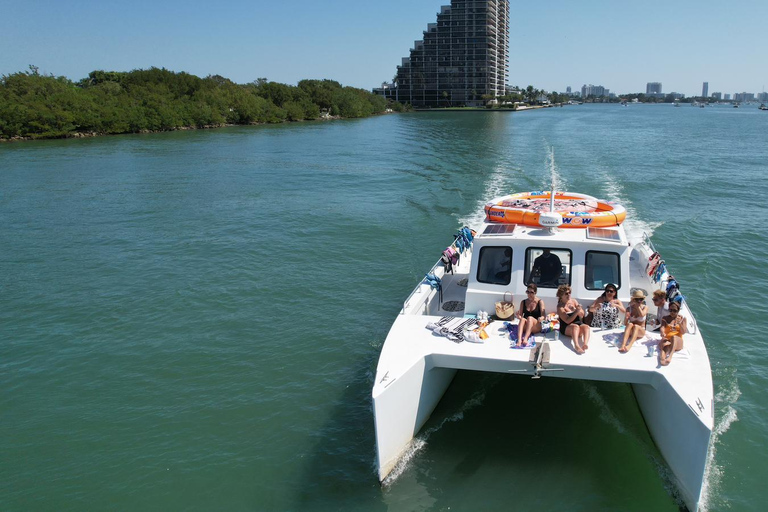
[1,0,765,98]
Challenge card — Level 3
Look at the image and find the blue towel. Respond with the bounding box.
[511,337,537,349]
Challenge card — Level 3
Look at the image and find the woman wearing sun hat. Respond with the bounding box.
[619,289,648,352]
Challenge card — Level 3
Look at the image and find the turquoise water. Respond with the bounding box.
[1,104,766,511]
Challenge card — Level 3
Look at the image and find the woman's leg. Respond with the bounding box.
[626,325,645,351]
[518,317,529,346]
[523,317,535,345]
[620,324,633,352]
[664,336,683,364]
[567,324,584,354]
[580,324,591,350]
[660,338,673,365]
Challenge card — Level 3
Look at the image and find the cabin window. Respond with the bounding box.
[476,246,512,285]
[585,251,621,290]
[524,248,571,288]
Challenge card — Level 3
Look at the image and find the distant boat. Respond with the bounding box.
[760,103,768,111]
[734,103,740,108]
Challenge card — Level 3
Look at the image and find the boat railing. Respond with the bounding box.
[402,257,445,314]
[642,232,698,335]
[642,231,657,254]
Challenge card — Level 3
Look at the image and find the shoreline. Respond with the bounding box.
[0,114,355,143]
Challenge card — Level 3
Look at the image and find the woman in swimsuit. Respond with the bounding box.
[515,283,545,347]
[587,283,625,329]
[557,284,591,354]
[659,300,687,366]
[619,289,648,352]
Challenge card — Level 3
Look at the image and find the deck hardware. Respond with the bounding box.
[528,342,563,379]
[696,398,705,412]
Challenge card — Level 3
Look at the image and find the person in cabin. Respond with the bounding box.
[557,284,591,354]
[619,289,649,352]
[586,283,625,328]
[532,248,562,285]
[494,248,512,280]
[515,283,546,347]
[659,301,687,366]
[649,289,669,331]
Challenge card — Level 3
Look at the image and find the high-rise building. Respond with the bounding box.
[711,92,722,100]
[566,86,572,95]
[646,82,662,95]
[379,1,510,107]
[582,84,608,98]
[702,82,709,98]
[724,93,731,101]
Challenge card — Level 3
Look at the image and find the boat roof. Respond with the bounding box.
[474,222,629,247]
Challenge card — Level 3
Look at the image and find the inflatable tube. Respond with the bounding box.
[484,191,626,228]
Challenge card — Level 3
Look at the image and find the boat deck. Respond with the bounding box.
[377,311,713,427]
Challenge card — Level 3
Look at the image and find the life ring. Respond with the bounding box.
[484,191,626,228]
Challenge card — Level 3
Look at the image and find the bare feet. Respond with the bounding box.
[619,345,627,353]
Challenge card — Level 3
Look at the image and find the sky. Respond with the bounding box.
[1,0,765,97]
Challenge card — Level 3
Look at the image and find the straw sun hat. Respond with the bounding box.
[632,289,646,299]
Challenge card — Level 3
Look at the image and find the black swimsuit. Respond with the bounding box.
[522,300,542,319]
[559,304,583,335]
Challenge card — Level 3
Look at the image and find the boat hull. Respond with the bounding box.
[373,358,456,481]
[633,381,712,512]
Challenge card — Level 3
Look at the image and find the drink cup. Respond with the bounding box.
[646,344,655,357]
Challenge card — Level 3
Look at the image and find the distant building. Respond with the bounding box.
[702,82,709,98]
[646,82,662,95]
[724,93,731,100]
[669,92,684,100]
[734,92,755,102]
[581,84,608,97]
[758,92,768,102]
[566,86,572,95]
[711,92,722,100]
[377,1,510,107]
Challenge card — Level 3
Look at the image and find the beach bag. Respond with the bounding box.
[495,291,515,319]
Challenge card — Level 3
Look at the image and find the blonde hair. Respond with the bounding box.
[652,290,666,300]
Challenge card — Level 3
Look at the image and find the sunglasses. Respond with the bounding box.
[606,289,616,294]
[526,290,535,294]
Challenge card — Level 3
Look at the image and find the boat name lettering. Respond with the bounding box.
[489,210,505,218]
[562,217,593,225]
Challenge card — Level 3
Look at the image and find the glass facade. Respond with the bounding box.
[384,1,509,108]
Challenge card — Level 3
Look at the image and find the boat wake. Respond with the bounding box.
[457,163,513,229]
[699,373,740,512]
[582,382,688,507]
[595,166,663,245]
[380,389,487,487]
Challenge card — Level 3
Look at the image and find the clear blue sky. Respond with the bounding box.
[1,0,765,97]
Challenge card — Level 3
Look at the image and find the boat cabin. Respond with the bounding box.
[465,223,632,315]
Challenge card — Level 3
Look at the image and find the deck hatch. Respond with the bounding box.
[586,227,621,242]
[483,224,517,236]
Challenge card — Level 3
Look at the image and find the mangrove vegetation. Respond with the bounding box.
[0,66,398,140]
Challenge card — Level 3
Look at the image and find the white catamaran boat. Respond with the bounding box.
[373,191,713,511]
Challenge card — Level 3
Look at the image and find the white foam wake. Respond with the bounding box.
[591,165,663,245]
[699,377,741,512]
[457,163,511,229]
[381,390,487,486]
[581,382,629,436]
